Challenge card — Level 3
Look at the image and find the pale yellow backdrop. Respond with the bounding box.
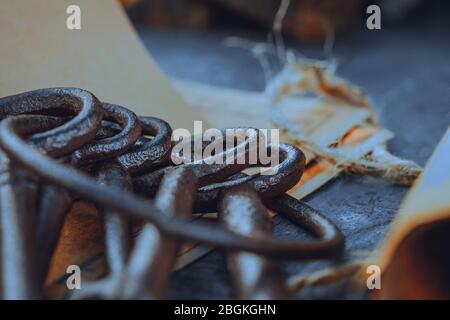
[0,0,205,130]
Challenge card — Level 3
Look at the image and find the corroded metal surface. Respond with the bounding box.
[0,88,345,299]
[220,185,289,299]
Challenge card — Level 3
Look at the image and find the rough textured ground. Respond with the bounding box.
[136,8,450,299]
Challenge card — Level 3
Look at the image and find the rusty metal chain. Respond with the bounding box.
[0,88,345,299]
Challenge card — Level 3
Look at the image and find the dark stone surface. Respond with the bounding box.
[135,10,450,299]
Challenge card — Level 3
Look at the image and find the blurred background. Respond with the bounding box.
[117,0,450,299]
[122,0,448,42]
[119,0,450,161]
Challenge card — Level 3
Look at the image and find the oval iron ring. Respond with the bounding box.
[0,87,103,157]
[72,103,142,166]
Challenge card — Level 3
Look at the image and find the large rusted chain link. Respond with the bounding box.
[117,116,173,175]
[193,143,304,212]
[72,103,141,166]
[0,87,103,157]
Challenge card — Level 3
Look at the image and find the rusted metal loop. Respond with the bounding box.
[0,115,343,259]
[0,88,103,157]
[72,103,141,166]
[178,127,261,186]
[194,143,305,212]
[219,186,345,259]
[171,127,259,164]
[116,116,173,175]
[132,127,260,195]
[209,170,344,255]
[8,116,69,138]
[93,120,122,140]
[266,194,344,252]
